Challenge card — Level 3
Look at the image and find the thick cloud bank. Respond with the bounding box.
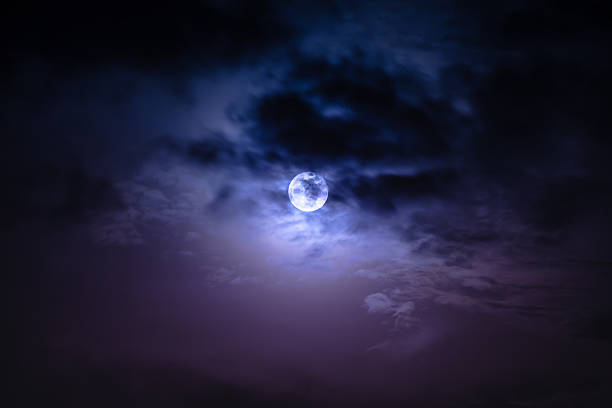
[4,1,612,406]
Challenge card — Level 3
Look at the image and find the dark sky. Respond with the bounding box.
[4,1,612,406]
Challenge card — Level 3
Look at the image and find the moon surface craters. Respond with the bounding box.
[288,172,328,212]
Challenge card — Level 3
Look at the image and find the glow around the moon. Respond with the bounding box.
[288,172,328,212]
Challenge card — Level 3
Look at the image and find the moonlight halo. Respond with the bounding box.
[288,172,328,212]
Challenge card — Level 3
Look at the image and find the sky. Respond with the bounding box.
[3,1,612,406]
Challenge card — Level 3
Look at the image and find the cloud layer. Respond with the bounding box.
[4,1,612,406]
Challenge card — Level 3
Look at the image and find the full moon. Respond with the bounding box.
[288,172,328,212]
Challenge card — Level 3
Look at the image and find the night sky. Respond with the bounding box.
[4,1,612,406]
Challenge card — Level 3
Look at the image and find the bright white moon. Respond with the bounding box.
[288,172,328,212]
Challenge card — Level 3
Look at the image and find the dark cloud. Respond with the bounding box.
[247,58,457,168]
[188,137,239,166]
[470,58,612,169]
[347,170,459,214]
[255,91,379,161]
